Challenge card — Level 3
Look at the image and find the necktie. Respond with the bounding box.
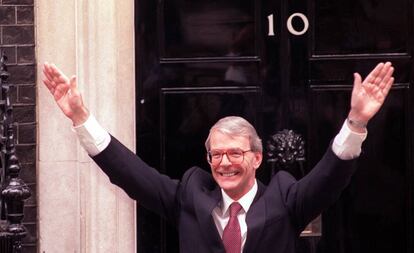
[222,202,243,253]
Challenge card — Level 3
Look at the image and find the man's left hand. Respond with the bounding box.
[348,61,394,129]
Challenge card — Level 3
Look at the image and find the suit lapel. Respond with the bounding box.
[243,181,266,253]
[194,185,225,253]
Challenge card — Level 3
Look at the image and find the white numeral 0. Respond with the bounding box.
[287,13,309,36]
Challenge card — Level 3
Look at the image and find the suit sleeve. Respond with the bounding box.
[92,135,180,224]
[276,144,357,232]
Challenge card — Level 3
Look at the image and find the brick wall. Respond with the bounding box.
[0,0,37,252]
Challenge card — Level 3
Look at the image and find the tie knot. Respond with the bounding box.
[229,202,242,217]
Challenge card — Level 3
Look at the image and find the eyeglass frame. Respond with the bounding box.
[206,148,253,166]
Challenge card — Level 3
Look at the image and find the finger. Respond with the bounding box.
[53,74,69,84]
[45,62,58,77]
[43,63,66,86]
[381,77,394,97]
[50,64,69,83]
[44,62,50,72]
[364,62,384,84]
[43,79,57,95]
[43,62,50,74]
[51,63,65,76]
[43,65,55,82]
[373,62,392,86]
[49,63,60,74]
[379,66,394,90]
[43,79,54,91]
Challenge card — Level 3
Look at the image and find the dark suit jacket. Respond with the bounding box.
[92,136,357,253]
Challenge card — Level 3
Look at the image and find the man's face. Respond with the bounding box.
[208,130,262,200]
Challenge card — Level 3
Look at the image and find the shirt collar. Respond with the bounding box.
[220,180,258,216]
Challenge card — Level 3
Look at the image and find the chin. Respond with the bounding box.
[218,181,240,192]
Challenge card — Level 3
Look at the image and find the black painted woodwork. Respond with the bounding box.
[135,0,414,252]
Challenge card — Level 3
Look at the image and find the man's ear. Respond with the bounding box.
[253,152,263,170]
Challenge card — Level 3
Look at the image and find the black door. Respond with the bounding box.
[135,0,414,252]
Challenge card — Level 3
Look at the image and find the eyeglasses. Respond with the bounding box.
[207,148,252,166]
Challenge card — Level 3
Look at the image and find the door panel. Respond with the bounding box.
[135,0,414,252]
[161,0,257,59]
[313,0,409,55]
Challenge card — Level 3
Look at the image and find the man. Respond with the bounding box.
[43,62,394,253]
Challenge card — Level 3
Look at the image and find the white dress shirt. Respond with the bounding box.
[73,115,367,252]
[212,180,258,253]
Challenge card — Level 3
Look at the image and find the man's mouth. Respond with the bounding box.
[219,171,239,177]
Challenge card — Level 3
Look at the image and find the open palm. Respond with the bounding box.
[349,62,394,123]
[43,63,88,125]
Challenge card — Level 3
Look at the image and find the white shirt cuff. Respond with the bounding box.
[332,119,367,160]
[72,115,111,156]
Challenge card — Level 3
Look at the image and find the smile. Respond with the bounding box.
[219,172,239,177]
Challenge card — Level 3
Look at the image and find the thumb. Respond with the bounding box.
[69,75,78,94]
[353,72,362,91]
[353,72,362,85]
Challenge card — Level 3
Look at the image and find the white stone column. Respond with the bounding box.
[36,0,136,252]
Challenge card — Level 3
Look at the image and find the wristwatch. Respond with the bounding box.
[347,118,367,128]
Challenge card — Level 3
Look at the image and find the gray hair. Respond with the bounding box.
[205,116,262,152]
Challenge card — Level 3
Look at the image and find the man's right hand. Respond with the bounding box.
[43,62,89,126]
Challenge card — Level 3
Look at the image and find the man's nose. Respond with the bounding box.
[220,153,232,165]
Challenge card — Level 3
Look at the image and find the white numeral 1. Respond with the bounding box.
[268,14,275,36]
